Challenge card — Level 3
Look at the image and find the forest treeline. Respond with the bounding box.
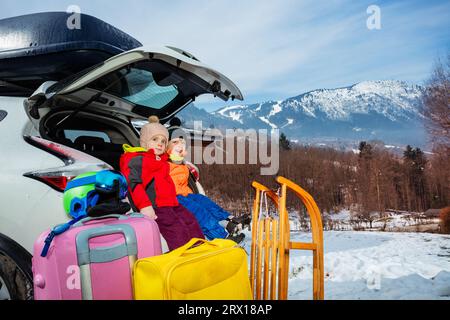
[198,141,449,218]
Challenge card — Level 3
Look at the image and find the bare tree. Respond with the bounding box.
[422,54,450,151]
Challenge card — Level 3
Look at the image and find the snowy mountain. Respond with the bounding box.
[177,80,427,148]
[176,103,237,128]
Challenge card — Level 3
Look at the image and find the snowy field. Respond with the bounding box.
[241,230,450,300]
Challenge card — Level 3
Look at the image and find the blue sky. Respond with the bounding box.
[1,0,449,111]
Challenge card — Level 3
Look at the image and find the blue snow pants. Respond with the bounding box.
[177,193,230,240]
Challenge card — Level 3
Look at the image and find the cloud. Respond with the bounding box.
[1,0,448,112]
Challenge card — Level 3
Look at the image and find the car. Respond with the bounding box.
[0,12,243,300]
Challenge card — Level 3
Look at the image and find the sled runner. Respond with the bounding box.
[250,176,324,300]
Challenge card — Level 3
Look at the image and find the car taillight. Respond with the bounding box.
[24,136,108,164]
[23,135,112,192]
[27,174,76,192]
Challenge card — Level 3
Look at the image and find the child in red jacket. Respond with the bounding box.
[120,116,204,251]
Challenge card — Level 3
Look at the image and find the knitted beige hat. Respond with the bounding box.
[139,116,169,147]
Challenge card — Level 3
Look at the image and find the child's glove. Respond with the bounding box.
[226,221,241,236]
[226,214,252,233]
[141,206,158,220]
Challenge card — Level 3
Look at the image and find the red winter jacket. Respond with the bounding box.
[120,146,179,210]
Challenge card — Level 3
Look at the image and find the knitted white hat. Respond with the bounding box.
[139,116,169,147]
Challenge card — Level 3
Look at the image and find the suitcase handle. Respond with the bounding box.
[76,224,138,266]
[76,224,138,300]
[72,213,144,227]
[177,238,219,257]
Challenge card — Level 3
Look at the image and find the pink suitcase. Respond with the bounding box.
[32,213,162,300]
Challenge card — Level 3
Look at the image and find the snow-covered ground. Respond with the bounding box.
[241,230,450,300]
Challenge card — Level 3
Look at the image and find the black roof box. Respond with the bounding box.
[0,12,142,96]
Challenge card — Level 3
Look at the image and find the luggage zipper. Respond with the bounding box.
[164,245,244,299]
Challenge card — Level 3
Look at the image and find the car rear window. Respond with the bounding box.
[0,110,7,122]
[88,62,180,110]
[121,69,178,108]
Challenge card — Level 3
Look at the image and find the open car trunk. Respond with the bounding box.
[25,46,242,174]
[26,46,243,126]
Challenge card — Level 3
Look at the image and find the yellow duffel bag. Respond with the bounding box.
[133,238,253,300]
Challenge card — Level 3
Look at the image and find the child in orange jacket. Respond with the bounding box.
[167,130,250,243]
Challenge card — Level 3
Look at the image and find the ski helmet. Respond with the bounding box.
[63,172,99,219]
